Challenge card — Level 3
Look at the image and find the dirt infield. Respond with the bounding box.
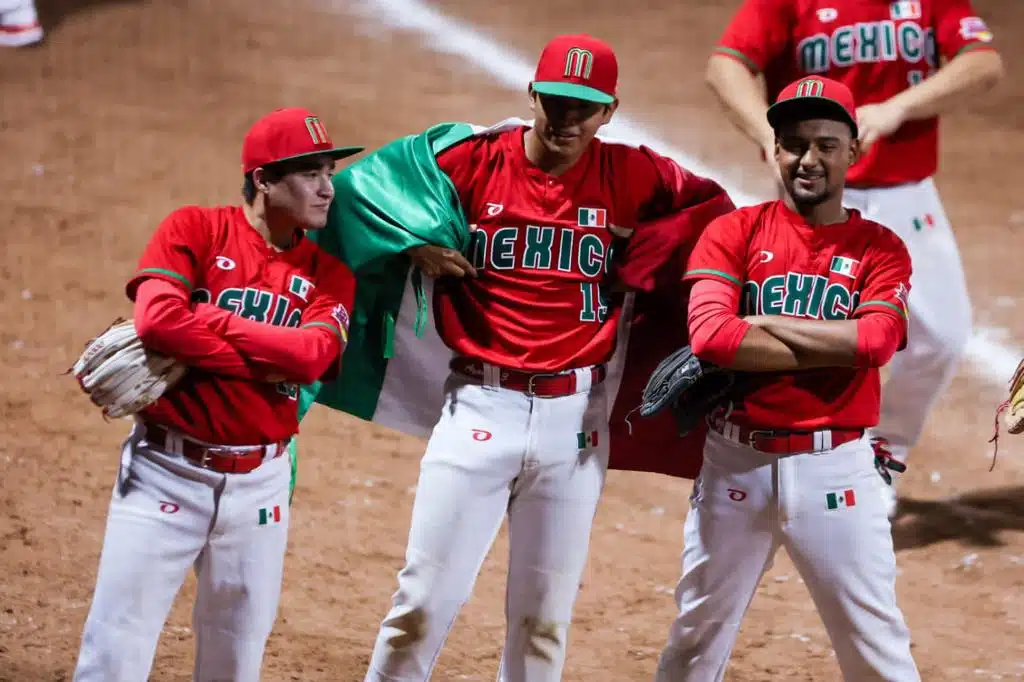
[1,0,1023,680]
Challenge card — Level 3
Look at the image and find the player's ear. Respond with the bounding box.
[601,99,619,124]
[848,136,861,168]
[527,86,538,114]
[251,167,271,194]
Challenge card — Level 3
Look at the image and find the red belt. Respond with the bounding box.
[449,358,606,398]
[708,416,863,455]
[143,424,289,474]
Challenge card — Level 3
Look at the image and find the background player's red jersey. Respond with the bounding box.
[717,0,996,186]
[685,201,912,430]
[127,205,355,445]
[433,125,697,372]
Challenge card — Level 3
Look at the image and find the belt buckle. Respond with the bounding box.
[746,429,776,449]
[525,371,561,397]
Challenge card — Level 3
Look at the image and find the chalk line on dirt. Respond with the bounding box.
[333,0,1020,389]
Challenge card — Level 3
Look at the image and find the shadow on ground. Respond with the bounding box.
[893,486,1024,550]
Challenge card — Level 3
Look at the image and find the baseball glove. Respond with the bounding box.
[639,345,736,437]
[69,318,187,419]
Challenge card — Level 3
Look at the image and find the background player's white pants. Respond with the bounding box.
[364,372,610,682]
[844,178,972,464]
[73,422,292,682]
[653,430,920,682]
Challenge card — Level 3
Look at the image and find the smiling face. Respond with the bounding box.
[775,118,859,208]
[256,154,337,229]
[528,90,616,160]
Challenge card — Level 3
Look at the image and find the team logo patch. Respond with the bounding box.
[816,7,838,22]
[894,282,910,310]
[889,1,921,19]
[829,255,860,278]
[826,489,856,510]
[959,16,993,42]
[576,430,599,449]
[330,303,350,331]
[578,207,606,228]
[289,275,314,302]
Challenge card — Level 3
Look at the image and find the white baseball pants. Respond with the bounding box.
[653,429,920,682]
[73,422,292,682]
[364,372,610,682]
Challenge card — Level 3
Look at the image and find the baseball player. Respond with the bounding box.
[652,77,919,681]
[0,0,41,47]
[72,108,360,682]
[362,34,729,682]
[705,0,1005,515]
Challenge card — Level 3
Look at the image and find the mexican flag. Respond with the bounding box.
[826,489,857,510]
[288,118,735,487]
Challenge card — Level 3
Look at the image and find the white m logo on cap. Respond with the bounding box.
[795,78,825,97]
[304,116,329,145]
[564,48,594,79]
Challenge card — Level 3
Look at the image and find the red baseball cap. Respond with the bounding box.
[766,77,859,138]
[531,34,618,105]
[241,107,364,174]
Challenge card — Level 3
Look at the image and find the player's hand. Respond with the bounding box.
[406,245,478,278]
[856,101,907,152]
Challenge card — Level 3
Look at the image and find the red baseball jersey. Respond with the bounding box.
[717,0,997,186]
[684,201,911,430]
[126,205,355,445]
[433,126,690,372]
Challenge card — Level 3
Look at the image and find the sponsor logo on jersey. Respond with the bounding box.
[289,275,314,302]
[829,255,860,278]
[578,207,607,229]
[727,488,748,502]
[889,1,920,20]
[797,21,937,75]
[485,202,504,216]
[959,16,993,42]
[159,501,180,514]
[826,489,857,510]
[215,256,236,271]
[816,7,838,23]
[258,505,283,525]
[577,430,599,449]
[471,428,493,442]
[759,250,774,263]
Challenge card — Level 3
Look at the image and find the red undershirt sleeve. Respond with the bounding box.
[854,313,904,368]
[133,278,260,379]
[190,304,342,385]
[687,278,753,366]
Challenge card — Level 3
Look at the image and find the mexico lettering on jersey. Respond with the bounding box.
[125,205,355,445]
[684,201,912,431]
[432,126,684,372]
[716,0,997,186]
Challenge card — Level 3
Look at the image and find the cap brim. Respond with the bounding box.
[531,81,615,104]
[260,146,366,171]
[767,97,858,138]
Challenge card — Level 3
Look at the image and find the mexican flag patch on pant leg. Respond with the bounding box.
[826,489,856,510]
[577,430,599,449]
